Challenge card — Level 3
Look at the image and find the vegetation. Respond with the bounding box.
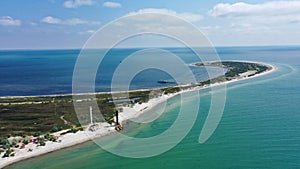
[195,61,271,79]
[44,133,57,142]
[162,87,181,94]
[2,148,14,158]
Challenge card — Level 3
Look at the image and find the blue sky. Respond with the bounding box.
[0,0,300,49]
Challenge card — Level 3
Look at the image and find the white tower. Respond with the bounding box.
[90,106,93,125]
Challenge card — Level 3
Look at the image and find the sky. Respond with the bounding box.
[0,0,300,49]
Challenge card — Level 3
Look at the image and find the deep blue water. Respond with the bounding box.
[0,48,223,96]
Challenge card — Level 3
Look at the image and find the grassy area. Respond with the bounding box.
[0,91,153,137]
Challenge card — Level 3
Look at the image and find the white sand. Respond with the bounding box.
[0,62,277,168]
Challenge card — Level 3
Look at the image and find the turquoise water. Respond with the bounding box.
[5,46,300,168]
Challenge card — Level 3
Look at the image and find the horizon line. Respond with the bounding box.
[0,44,300,51]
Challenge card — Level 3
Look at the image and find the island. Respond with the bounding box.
[0,61,275,168]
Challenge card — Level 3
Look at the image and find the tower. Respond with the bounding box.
[115,110,119,125]
[90,106,93,125]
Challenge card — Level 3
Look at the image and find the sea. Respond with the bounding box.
[0,48,224,96]
[3,46,300,168]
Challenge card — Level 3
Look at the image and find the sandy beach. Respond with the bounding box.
[0,61,277,168]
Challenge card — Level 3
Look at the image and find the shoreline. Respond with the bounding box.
[0,61,277,168]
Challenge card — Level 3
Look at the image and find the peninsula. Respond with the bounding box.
[0,61,275,168]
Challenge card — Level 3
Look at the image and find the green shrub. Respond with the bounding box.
[51,126,63,132]
[33,131,42,137]
[22,139,29,145]
[0,137,8,146]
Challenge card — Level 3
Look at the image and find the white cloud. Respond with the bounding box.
[206,1,300,37]
[79,30,96,34]
[65,18,86,25]
[41,16,61,24]
[203,2,300,46]
[209,1,300,17]
[41,16,100,25]
[127,8,203,23]
[0,16,21,26]
[63,0,95,8]
[103,1,122,8]
[30,22,38,26]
